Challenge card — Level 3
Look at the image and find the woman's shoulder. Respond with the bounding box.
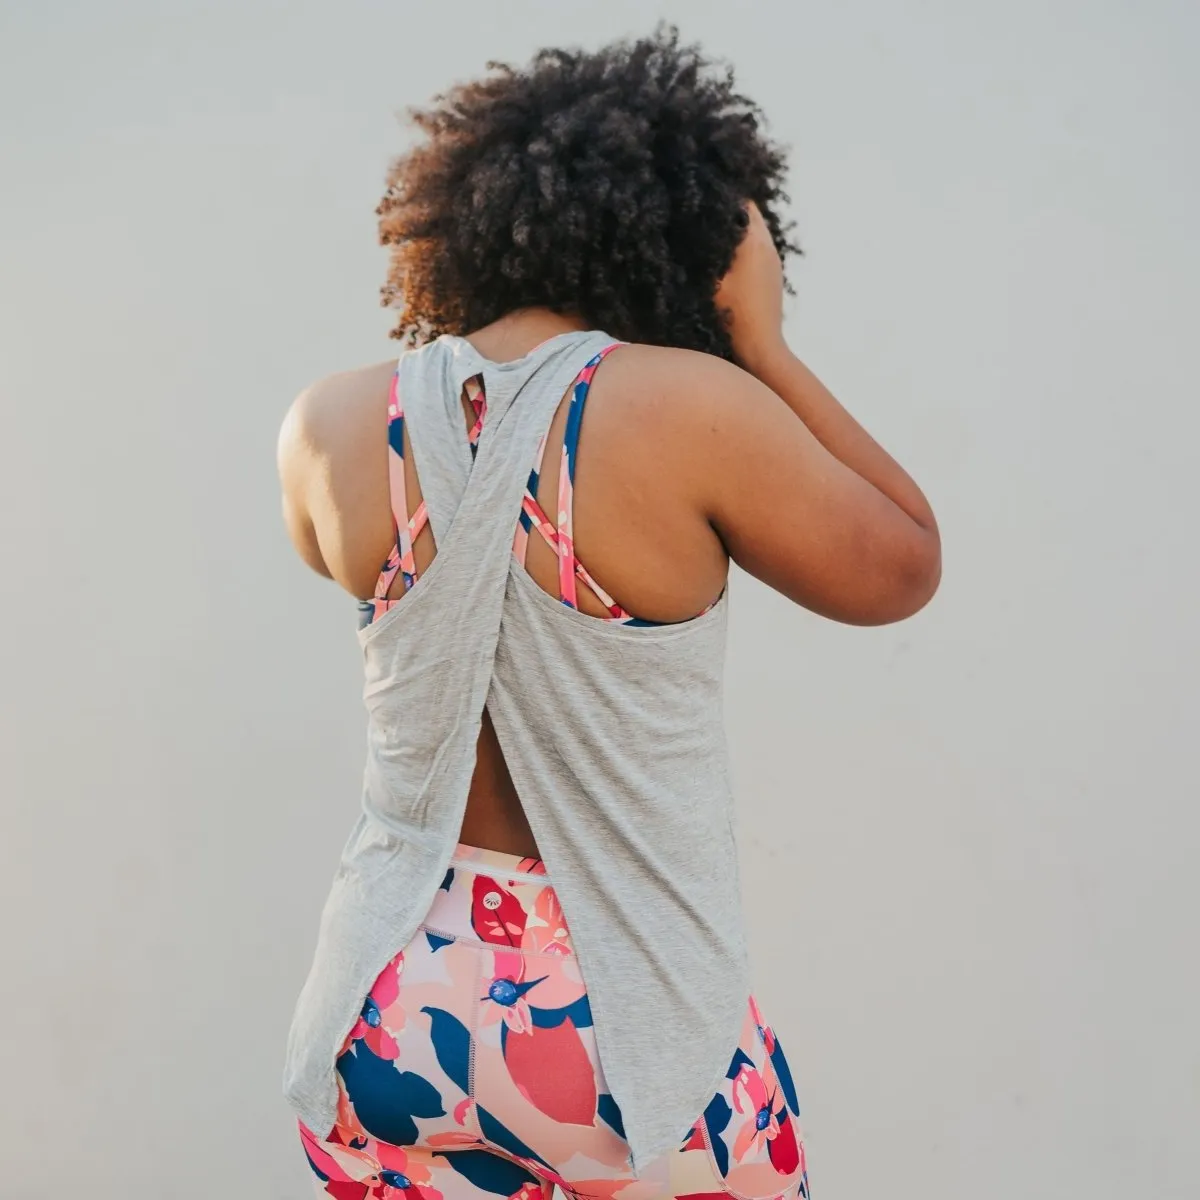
[278,361,399,511]
[283,360,396,448]
[276,359,398,589]
[608,341,744,382]
[277,360,395,515]
[593,341,768,439]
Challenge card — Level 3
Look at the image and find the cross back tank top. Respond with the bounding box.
[283,329,750,1172]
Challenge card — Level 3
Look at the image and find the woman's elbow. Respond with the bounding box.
[881,526,942,623]
[838,524,941,626]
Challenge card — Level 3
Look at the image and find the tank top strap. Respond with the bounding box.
[394,341,479,549]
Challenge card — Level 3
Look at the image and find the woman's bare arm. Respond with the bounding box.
[686,204,941,625]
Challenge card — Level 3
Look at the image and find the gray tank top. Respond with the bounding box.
[283,329,750,1171]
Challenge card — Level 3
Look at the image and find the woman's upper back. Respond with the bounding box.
[282,316,735,629]
[280,327,753,1170]
[281,314,756,855]
[349,326,738,870]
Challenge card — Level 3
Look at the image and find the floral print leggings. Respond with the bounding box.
[300,846,809,1200]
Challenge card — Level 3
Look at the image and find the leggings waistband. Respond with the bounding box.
[448,842,550,885]
[425,844,565,949]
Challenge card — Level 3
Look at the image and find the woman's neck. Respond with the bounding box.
[464,308,590,364]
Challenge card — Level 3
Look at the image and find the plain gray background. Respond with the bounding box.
[2,1,1197,1196]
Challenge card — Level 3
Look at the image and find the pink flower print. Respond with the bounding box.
[422,1097,484,1154]
[748,995,765,1028]
[347,952,405,1061]
[302,1121,453,1200]
[748,995,779,1057]
[370,1142,444,1200]
[480,972,547,1034]
[729,1062,803,1177]
[300,1122,384,1199]
[731,1065,782,1162]
[521,885,573,957]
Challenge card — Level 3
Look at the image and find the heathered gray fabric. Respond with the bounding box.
[282,330,750,1172]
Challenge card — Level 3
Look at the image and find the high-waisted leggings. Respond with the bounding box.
[299,845,810,1200]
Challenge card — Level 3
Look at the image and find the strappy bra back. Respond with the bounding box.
[360,339,712,629]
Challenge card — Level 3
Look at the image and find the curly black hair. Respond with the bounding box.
[377,25,799,360]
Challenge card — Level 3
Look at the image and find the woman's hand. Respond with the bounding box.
[715,202,787,373]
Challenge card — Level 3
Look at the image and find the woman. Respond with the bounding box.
[278,27,940,1200]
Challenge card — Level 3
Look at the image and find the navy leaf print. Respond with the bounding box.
[770,1036,801,1116]
[425,931,455,953]
[703,1092,733,1179]
[440,868,455,892]
[726,1047,754,1079]
[597,1093,626,1139]
[336,1044,444,1147]
[437,1150,541,1196]
[529,993,593,1030]
[422,1006,472,1094]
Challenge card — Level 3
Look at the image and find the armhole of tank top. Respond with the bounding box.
[515,343,638,621]
[513,341,727,632]
[358,363,427,628]
[359,363,489,630]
